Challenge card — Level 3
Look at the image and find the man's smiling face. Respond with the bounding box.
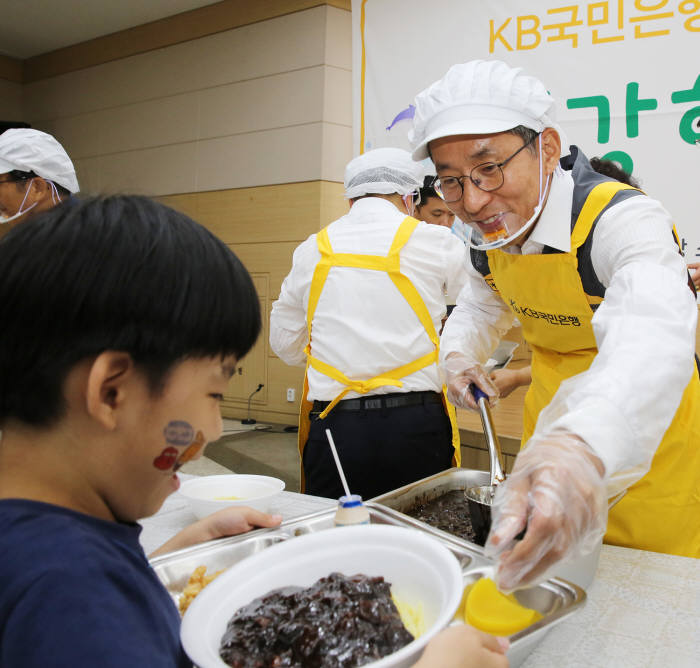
[429,129,560,247]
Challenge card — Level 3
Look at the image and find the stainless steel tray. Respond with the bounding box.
[151,504,474,606]
[151,500,585,667]
[370,467,489,551]
[371,467,603,592]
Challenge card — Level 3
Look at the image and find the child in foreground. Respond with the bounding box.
[0,196,508,667]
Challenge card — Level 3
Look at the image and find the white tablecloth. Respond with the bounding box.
[520,545,700,668]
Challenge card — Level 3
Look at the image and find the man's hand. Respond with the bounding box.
[443,353,499,410]
[484,433,607,592]
[489,366,531,399]
[688,262,700,291]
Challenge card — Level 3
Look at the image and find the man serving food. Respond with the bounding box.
[409,59,700,591]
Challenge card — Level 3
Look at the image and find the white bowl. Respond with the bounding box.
[179,474,285,519]
[181,524,463,668]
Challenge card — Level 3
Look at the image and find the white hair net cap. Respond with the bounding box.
[344,147,425,199]
[0,129,79,193]
[409,59,569,160]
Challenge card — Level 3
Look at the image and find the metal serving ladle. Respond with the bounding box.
[464,385,629,546]
[465,385,508,545]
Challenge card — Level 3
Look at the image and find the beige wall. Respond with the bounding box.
[0,79,23,120]
[2,3,352,425]
[22,5,352,197]
[158,180,349,423]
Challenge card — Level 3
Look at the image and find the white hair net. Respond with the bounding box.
[409,59,569,160]
[344,147,425,199]
[0,129,79,193]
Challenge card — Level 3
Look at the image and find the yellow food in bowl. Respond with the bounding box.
[464,578,542,636]
[392,592,425,639]
[214,495,243,500]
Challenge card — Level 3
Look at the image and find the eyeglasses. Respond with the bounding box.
[0,174,30,185]
[433,133,539,202]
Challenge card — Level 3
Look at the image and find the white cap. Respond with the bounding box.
[0,129,79,193]
[409,59,568,160]
[344,147,425,199]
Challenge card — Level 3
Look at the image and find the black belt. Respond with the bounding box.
[311,391,442,415]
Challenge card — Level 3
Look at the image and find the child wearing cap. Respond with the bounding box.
[0,195,508,667]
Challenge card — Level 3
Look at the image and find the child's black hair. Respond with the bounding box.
[0,195,261,427]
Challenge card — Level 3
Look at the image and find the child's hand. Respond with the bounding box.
[149,507,282,557]
[490,366,531,399]
[688,262,700,291]
[413,625,509,668]
[197,506,283,542]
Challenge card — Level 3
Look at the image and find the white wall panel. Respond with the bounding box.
[325,6,352,70]
[195,123,323,192]
[320,122,352,182]
[198,67,325,139]
[99,142,198,196]
[20,5,352,194]
[22,7,329,122]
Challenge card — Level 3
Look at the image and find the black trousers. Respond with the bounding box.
[302,397,454,500]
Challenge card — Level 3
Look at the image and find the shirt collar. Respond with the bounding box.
[521,167,574,254]
[349,196,404,217]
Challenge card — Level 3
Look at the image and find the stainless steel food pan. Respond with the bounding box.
[371,467,604,591]
[458,564,586,667]
[369,467,488,549]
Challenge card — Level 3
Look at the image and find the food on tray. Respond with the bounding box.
[179,565,224,614]
[219,572,414,667]
[464,577,542,636]
[403,490,476,543]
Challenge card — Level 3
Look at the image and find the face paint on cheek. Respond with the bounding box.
[173,430,206,472]
[163,420,195,446]
[153,447,178,470]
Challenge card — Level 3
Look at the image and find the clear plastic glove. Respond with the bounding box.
[484,433,607,592]
[443,353,499,410]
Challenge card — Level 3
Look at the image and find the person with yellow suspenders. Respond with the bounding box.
[270,148,469,500]
[409,60,700,592]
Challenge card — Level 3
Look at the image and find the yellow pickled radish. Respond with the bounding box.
[464,578,542,636]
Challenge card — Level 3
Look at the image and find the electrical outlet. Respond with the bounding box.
[286,388,295,402]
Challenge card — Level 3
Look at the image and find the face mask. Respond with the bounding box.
[467,135,551,251]
[0,178,38,225]
[402,192,417,217]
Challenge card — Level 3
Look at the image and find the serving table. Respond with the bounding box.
[140,480,699,668]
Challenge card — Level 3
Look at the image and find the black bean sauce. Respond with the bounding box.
[219,572,413,668]
[404,490,476,543]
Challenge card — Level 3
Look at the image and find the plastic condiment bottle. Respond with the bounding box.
[334,494,370,526]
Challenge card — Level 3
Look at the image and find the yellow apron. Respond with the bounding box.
[485,182,700,557]
[297,216,460,491]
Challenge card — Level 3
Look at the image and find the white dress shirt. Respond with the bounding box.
[270,197,470,401]
[441,167,697,490]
